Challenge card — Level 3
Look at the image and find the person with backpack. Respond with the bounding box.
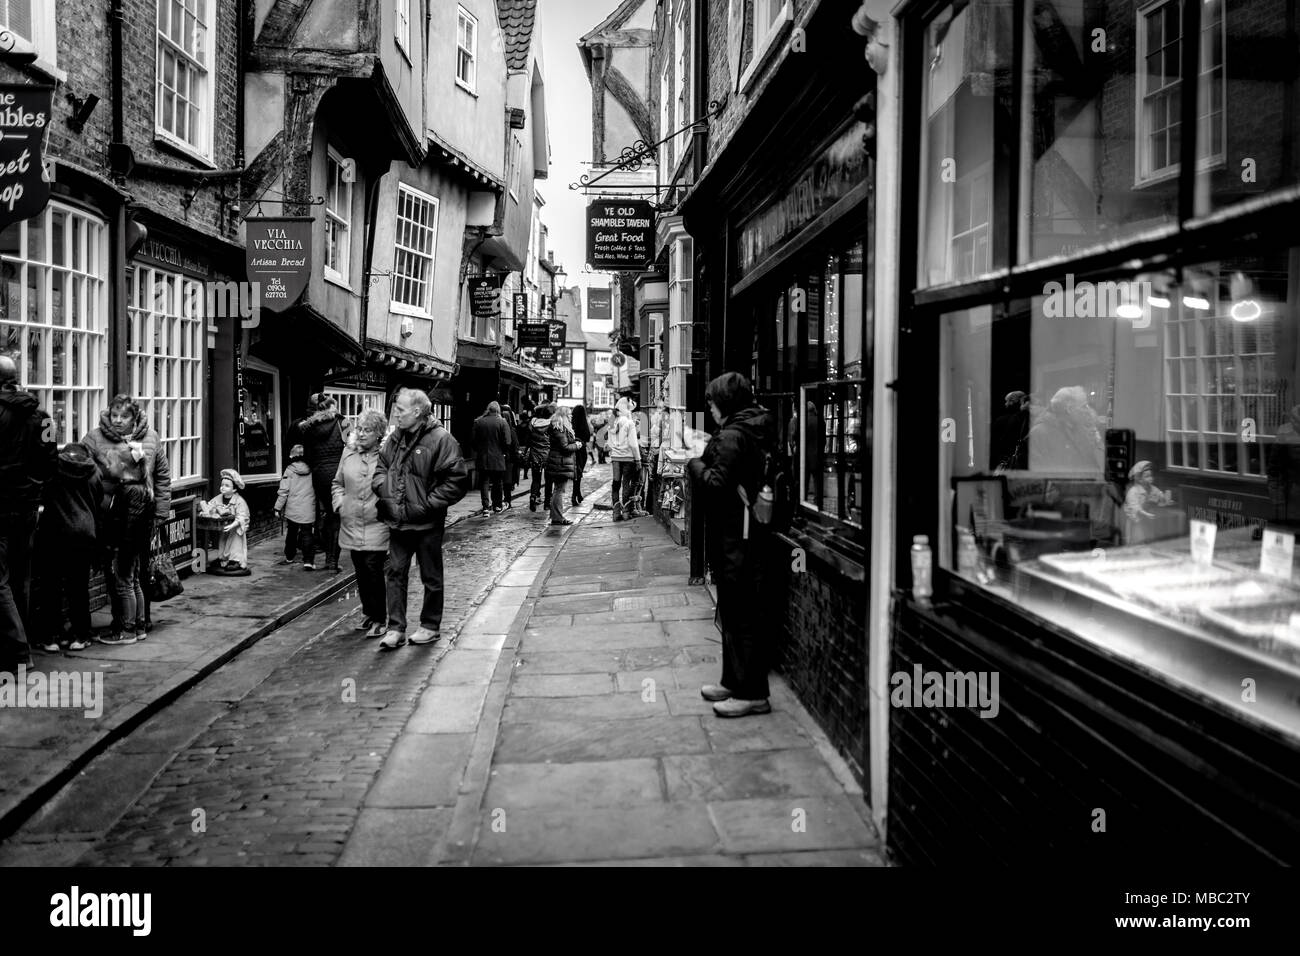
[274,444,317,568]
[687,372,777,718]
[525,404,554,512]
[31,442,102,653]
[291,393,346,572]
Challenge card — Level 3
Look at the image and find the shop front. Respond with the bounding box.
[888,0,1300,863]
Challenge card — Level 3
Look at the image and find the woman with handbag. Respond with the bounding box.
[83,395,172,646]
[545,406,583,526]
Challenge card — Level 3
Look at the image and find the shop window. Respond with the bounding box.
[800,380,868,529]
[325,149,353,285]
[238,355,279,480]
[508,135,523,200]
[156,0,214,160]
[391,184,438,315]
[327,388,386,433]
[937,247,1300,721]
[668,237,693,409]
[456,7,477,91]
[0,206,108,448]
[128,264,204,484]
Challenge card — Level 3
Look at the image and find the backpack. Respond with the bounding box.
[737,449,793,536]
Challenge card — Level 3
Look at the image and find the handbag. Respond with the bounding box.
[149,550,184,602]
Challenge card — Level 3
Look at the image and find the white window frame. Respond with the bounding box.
[659,59,673,173]
[127,263,205,485]
[395,0,411,60]
[0,202,109,449]
[456,7,478,94]
[740,0,792,94]
[667,236,693,411]
[155,0,216,163]
[673,0,691,162]
[238,354,281,483]
[324,148,353,287]
[0,0,61,78]
[390,183,439,318]
[327,387,386,433]
[508,134,523,200]
[1135,0,1227,186]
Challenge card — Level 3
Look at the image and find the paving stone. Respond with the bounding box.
[455,632,507,653]
[429,650,500,686]
[707,794,878,855]
[521,623,665,651]
[471,802,719,865]
[664,620,723,646]
[511,650,622,675]
[484,759,663,810]
[495,717,710,763]
[743,849,886,866]
[650,604,716,621]
[408,685,490,734]
[364,734,474,808]
[662,750,845,802]
[567,608,656,625]
[501,694,668,724]
[702,711,813,753]
[542,854,744,867]
[337,808,452,866]
[510,673,614,697]
[614,669,676,694]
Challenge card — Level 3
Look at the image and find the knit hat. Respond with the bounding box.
[289,444,305,460]
[1128,460,1152,482]
[220,468,246,490]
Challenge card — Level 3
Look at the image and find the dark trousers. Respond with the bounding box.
[0,510,38,669]
[715,578,771,700]
[105,511,153,635]
[479,469,505,509]
[529,464,552,506]
[385,527,445,632]
[350,549,387,622]
[34,538,92,645]
[611,460,640,514]
[313,482,340,567]
[572,447,588,501]
[284,520,316,562]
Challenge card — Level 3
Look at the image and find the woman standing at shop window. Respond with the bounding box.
[687,372,776,718]
[83,395,172,646]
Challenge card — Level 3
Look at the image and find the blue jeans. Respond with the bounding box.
[385,527,445,633]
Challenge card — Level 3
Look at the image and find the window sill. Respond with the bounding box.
[324,271,354,294]
[455,78,478,97]
[777,520,866,583]
[739,3,794,96]
[153,132,216,169]
[389,302,431,319]
[22,57,66,84]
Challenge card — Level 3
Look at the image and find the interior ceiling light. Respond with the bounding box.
[1228,271,1260,321]
[1230,299,1262,322]
[1183,295,1211,310]
[1148,294,1171,308]
[1116,302,1143,320]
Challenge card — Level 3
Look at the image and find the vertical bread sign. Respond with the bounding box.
[0,84,53,229]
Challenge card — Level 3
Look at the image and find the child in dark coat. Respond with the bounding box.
[32,443,104,652]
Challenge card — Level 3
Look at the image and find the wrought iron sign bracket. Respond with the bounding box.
[569,96,728,193]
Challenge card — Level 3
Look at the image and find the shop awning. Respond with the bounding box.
[456,340,500,370]
[364,338,456,380]
[500,356,542,385]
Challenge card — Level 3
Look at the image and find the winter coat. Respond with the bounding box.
[373,417,468,531]
[293,408,347,499]
[545,420,583,481]
[608,400,640,461]
[687,405,775,585]
[524,412,552,468]
[275,460,317,525]
[472,411,512,472]
[0,388,55,516]
[37,443,103,548]
[82,410,172,522]
[332,446,390,551]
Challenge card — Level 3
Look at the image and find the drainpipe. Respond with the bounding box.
[109,0,127,398]
[358,169,384,370]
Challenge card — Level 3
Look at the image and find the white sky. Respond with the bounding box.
[538,0,618,333]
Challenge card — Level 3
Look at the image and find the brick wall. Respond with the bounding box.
[766,534,869,785]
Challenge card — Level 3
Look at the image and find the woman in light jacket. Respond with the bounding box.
[332,409,390,638]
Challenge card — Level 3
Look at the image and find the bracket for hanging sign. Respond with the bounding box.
[235,195,326,221]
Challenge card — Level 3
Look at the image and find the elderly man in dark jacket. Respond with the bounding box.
[687,372,776,719]
[292,393,347,571]
[373,388,468,650]
[0,355,56,671]
[472,401,511,515]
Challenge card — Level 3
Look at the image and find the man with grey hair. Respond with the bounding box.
[0,355,56,672]
[471,400,510,515]
[372,387,468,649]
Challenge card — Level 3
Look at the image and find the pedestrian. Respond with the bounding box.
[333,409,390,638]
[199,469,251,574]
[593,412,610,464]
[501,405,521,509]
[688,372,777,718]
[83,394,171,646]
[292,393,346,572]
[32,442,103,653]
[570,404,591,506]
[274,443,317,569]
[525,403,553,512]
[472,400,511,516]
[0,355,56,671]
[608,397,645,520]
[373,388,468,650]
[545,406,584,526]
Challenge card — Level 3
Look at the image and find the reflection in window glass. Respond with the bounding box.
[800,380,868,528]
[918,0,1011,285]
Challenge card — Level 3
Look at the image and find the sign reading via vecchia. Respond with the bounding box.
[0,85,54,231]
[245,217,312,312]
[586,200,654,270]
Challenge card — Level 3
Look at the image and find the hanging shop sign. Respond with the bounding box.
[734,121,870,279]
[469,273,505,318]
[594,352,612,375]
[587,287,612,322]
[245,216,312,312]
[536,346,557,365]
[586,200,655,270]
[0,84,54,230]
[513,292,528,319]
[517,322,550,350]
[547,319,567,347]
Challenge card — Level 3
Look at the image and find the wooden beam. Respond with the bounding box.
[256,0,317,47]
[248,49,377,76]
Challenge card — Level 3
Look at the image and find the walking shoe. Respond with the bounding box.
[325,560,340,573]
[712,698,771,718]
[529,497,538,512]
[492,505,504,514]
[68,639,92,652]
[476,508,492,517]
[364,621,387,638]
[700,684,732,702]
[612,511,625,522]
[355,616,374,632]
[98,632,138,647]
[408,627,440,645]
[377,631,407,650]
[277,556,294,565]
[550,518,573,526]
[303,562,316,571]
[35,641,61,654]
